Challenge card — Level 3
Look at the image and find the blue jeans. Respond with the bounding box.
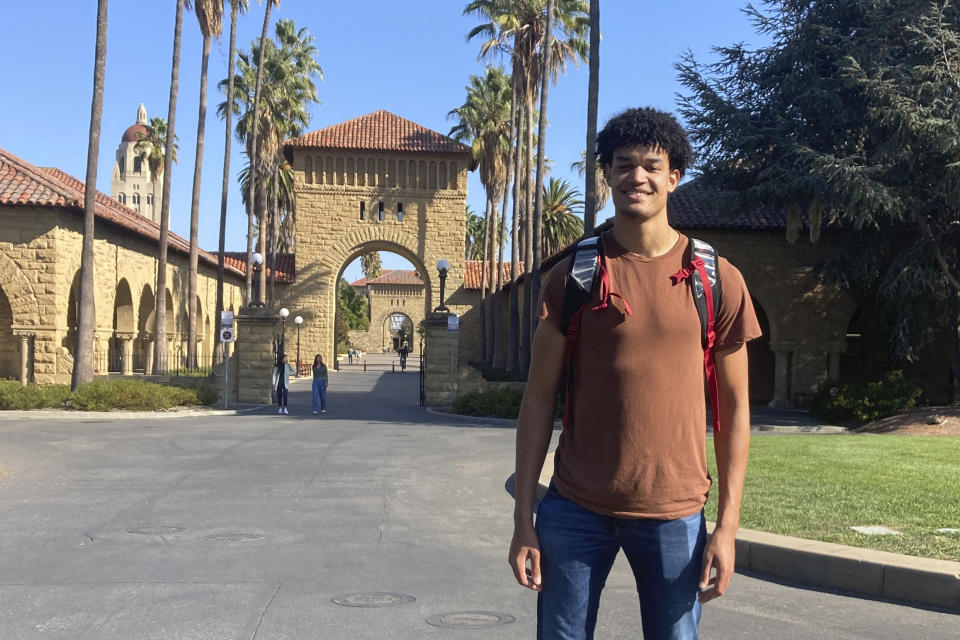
[535,484,706,640]
[275,382,288,407]
[312,379,326,412]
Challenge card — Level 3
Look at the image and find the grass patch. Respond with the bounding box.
[0,379,213,412]
[705,434,960,561]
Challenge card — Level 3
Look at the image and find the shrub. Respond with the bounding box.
[454,387,525,418]
[452,387,564,420]
[0,381,71,409]
[70,380,202,412]
[811,370,923,424]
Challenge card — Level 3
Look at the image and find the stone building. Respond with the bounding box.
[0,145,245,384]
[348,269,425,354]
[110,103,161,222]
[460,181,955,407]
[278,110,475,365]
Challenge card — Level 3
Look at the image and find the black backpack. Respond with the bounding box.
[559,235,725,433]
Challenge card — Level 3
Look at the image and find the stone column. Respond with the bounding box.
[116,332,134,375]
[142,334,155,375]
[769,343,793,408]
[235,306,280,404]
[14,330,33,385]
[423,312,456,406]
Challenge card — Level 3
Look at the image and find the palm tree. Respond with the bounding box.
[154,0,187,374]
[583,0,600,234]
[134,118,178,221]
[541,177,584,257]
[528,0,556,366]
[360,252,381,280]
[187,0,224,368]
[220,17,322,306]
[72,0,109,390]
[466,0,588,371]
[449,65,511,362]
[245,0,280,305]
[571,148,608,223]
[215,0,248,363]
[464,205,484,261]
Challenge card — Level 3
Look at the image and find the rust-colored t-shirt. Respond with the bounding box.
[540,231,762,519]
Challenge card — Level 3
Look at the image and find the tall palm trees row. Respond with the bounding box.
[74,0,322,381]
[455,0,597,373]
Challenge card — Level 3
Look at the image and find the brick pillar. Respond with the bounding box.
[423,312,457,406]
[143,334,155,375]
[235,306,280,404]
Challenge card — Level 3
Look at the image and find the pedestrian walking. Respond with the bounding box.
[312,354,329,414]
[272,354,295,415]
[509,107,762,639]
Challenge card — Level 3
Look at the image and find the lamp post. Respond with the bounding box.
[294,315,303,376]
[434,258,450,312]
[278,307,289,365]
[251,252,265,306]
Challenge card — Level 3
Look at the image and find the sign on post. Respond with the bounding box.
[219,311,235,343]
[447,314,459,333]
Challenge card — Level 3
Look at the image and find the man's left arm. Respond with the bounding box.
[699,342,751,603]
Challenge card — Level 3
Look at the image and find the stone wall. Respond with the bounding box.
[0,206,245,384]
[233,306,279,404]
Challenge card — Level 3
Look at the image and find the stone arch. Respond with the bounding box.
[63,269,97,356]
[0,252,40,328]
[0,285,17,379]
[114,279,135,334]
[136,284,154,372]
[747,294,775,404]
[376,310,415,353]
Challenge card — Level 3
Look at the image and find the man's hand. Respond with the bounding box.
[509,524,543,591]
[698,525,736,603]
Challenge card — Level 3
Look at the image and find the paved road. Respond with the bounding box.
[0,370,955,639]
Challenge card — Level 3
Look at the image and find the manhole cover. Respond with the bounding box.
[127,526,186,535]
[331,592,416,608]
[202,533,264,542]
[425,611,515,629]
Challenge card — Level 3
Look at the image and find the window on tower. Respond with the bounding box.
[134,157,143,174]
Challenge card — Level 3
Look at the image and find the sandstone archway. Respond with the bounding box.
[0,286,17,379]
[283,110,471,368]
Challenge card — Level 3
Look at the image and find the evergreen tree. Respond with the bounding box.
[678,0,960,369]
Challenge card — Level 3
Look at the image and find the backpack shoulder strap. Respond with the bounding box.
[560,236,601,336]
[689,238,722,348]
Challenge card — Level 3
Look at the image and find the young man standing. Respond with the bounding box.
[509,107,761,639]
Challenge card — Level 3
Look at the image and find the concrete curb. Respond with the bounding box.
[714,523,960,611]
[0,404,270,421]
[511,452,960,611]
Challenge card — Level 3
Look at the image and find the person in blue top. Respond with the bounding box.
[312,353,329,414]
[272,354,295,415]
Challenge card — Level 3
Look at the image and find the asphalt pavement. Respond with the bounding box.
[0,365,956,639]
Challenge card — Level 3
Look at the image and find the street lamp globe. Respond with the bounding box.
[437,258,451,274]
[294,315,303,326]
[279,307,289,319]
[252,252,264,267]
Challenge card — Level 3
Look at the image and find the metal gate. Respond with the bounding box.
[418,347,426,406]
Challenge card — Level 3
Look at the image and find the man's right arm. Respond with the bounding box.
[509,319,566,591]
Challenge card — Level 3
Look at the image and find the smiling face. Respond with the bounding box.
[603,144,680,223]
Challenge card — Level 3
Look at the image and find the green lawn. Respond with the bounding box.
[705,435,960,561]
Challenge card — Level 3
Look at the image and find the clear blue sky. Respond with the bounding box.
[1,1,767,284]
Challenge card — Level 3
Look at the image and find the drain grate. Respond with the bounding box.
[331,592,416,608]
[425,611,515,629]
[202,533,264,542]
[127,526,186,535]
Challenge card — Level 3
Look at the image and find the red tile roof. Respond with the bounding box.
[223,252,296,284]
[367,269,424,286]
[0,146,243,278]
[286,110,472,156]
[464,261,524,290]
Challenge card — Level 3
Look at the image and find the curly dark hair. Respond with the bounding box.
[596,107,694,177]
